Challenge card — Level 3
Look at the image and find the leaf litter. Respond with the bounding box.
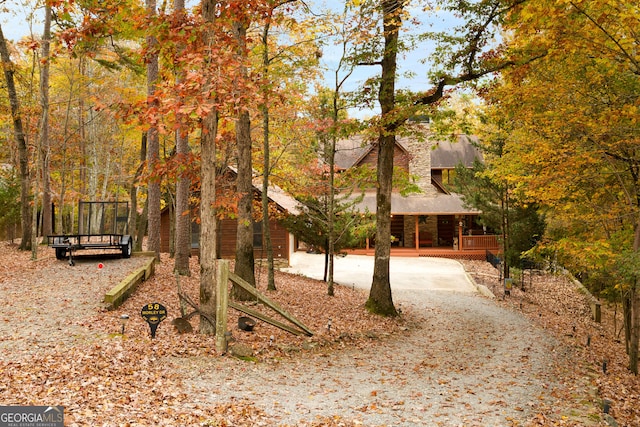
[0,241,633,426]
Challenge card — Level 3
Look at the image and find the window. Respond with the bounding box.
[253,221,263,248]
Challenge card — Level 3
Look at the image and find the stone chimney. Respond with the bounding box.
[401,125,437,197]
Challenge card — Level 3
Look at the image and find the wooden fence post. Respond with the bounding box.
[215,259,229,353]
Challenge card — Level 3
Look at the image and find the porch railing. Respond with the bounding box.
[461,235,499,251]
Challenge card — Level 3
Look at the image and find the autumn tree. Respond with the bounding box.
[255,0,310,292]
[483,0,640,372]
[198,0,221,334]
[38,4,53,241]
[145,0,161,260]
[314,2,364,296]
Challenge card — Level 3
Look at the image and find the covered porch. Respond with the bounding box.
[350,214,499,260]
[346,192,500,260]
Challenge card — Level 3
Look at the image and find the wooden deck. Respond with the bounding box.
[344,246,492,261]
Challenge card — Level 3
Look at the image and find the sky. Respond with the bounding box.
[317,1,457,119]
[0,0,40,41]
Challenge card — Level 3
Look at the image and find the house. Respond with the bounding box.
[160,168,301,267]
[334,130,498,259]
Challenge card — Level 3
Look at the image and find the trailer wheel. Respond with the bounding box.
[55,248,66,260]
[122,239,132,258]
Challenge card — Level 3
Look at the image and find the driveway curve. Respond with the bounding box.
[183,253,566,426]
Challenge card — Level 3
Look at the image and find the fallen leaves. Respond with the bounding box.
[462,259,638,426]
[0,243,406,425]
[1,240,637,426]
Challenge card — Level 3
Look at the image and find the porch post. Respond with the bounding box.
[415,216,419,250]
[458,220,463,250]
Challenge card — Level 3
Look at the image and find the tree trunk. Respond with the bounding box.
[501,190,510,280]
[199,0,220,335]
[146,0,161,260]
[628,215,640,374]
[173,138,191,275]
[173,0,191,276]
[367,132,397,316]
[366,0,402,317]
[39,5,53,239]
[79,57,87,198]
[624,291,632,355]
[57,69,77,235]
[630,285,639,374]
[0,24,31,250]
[232,20,256,300]
[130,134,147,252]
[260,19,276,291]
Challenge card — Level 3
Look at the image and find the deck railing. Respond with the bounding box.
[461,235,500,251]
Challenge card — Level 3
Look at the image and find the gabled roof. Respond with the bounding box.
[251,176,302,215]
[227,166,302,215]
[430,135,483,169]
[334,135,374,170]
[334,133,482,170]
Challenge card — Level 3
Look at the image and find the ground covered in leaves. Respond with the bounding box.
[0,241,636,426]
[462,260,639,426]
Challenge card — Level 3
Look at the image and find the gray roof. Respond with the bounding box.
[253,177,302,215]
[334,135,374,170]
[227,166,302,215]
[430,135,483,169]
[352,191,480,215]
[334,133,483,170]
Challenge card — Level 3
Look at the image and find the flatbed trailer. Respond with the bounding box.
[47,201,132,265]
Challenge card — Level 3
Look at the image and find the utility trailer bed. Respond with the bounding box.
[47,201,132,265]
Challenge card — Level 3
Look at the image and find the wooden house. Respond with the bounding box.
[160,169,301,267]
[334,130,499,259]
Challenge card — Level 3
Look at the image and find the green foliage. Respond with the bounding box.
[452,154,545,270]
[281,194,374,254]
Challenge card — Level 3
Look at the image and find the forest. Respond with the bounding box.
[0,0,639,374]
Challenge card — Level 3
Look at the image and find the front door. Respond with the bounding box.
[437,215,455,246]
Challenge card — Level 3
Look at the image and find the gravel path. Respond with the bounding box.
[177,259,567,426]
[0,252,151,360]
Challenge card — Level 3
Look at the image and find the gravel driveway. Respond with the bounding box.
[179,254,566,426]
[0,253,151,360]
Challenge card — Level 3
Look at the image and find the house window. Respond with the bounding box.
[253,221,263,248]
[191,220,200,248]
